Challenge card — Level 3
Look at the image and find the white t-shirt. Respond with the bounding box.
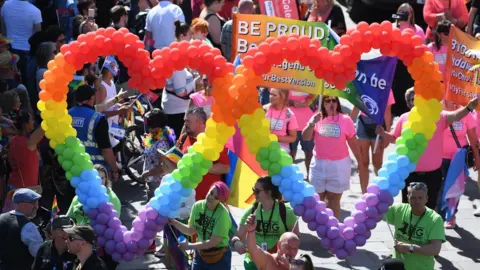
[1,0,42,51]
[162,69,195,114]
[101,80,120,147]
[145,1,185,49]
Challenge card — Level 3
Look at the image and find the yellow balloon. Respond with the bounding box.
[269,134,278,142]
[45,129,54,139]
[253,108,265,120]
[37,101,46,112]
[54,133,66,144]
[41,110,53,120]
[66,128,77,138]
[41,121,49,131]
[49,139,58,149]
[45,100,57,110]
[47,118,59,129]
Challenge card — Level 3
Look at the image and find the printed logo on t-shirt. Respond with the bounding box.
[396,221,425,245]
[266,117,285,131]
[318,123,341,138]
[72,117,84,128]
[196,212,215,236]
[452,121,463,131]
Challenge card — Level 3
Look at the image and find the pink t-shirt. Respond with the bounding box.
[360,90,395,116]
[313,114,355,160]
[399,24,426,41]
[289,91,315,130]
[427,43,447,80]
[475,111,480,140]
[393,112,448,172]
[266,105,298,152]
[443,113,475,159]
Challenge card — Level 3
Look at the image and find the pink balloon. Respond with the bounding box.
[132,218,145,231]
[138,210,147,221]
[344,217,355,228]
[365,194,379,207]
[131,231,142,242]
[146,207,159,220]
[355,200,367,211]
[353,210,366,223]
[343,227,355,240]
[123,231,132,243]
[325,208,334,217]
[366,184,380,195]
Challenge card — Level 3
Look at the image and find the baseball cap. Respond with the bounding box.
[75,84,97,103]
[51,215,75,229]
[65,225,97,245]
[12,188,42,203]
[101,56,119,77]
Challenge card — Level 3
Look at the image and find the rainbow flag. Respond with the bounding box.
[51,195,60,222]
[225,125,267,208]
[135,100,145,116]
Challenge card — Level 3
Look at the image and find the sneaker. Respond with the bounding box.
[444,216,457,229]
[154,248,166,257]
[474,208,480,217]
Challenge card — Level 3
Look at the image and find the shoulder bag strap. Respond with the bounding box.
[449,124,462,149]
[12,138,25,187]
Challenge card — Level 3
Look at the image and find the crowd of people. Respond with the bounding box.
[0,0,479,269]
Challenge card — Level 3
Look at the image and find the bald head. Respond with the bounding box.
[280,232,299,243]
[277,232,300,258]
[238,0,254,14]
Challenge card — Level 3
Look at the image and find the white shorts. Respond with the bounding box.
[309,156,351,194]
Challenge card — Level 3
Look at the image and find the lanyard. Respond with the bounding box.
[259,201,276,240]
[408,209,426,240]
[202,203,219,240]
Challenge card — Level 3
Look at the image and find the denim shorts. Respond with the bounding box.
[192,247,232,270]
[290,131,314,153]
[356,115,382,141]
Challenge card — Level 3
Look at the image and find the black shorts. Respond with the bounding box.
[401,168,443,211]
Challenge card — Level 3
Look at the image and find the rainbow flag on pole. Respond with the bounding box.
[51,195,60,222]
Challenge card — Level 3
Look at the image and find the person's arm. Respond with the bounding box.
[384,104,392,132]
[95,89,127,113]
[169,70,195,97]
[26,127,45,151]
[467,6,478,35]
[31,242,45,270]
[411,239,442,256]
[454,0,469,28]
[231,224,248,254]
[347,136,363,170]
[302,112,321,141]
[245,215,268,269]
[33,9,42,33]
[208,148,230,174]
[278,128,297,144]
[350,107,359,122]
[467,127,480,172]
[445,98,478,126]
[95,116,119,178]
[95,83,107,105]
[375,125,397,145]
[207,16,222,45]
[178,191,196,219]
[20,222,44,257]
[169,218,197,236]
[187,235,222,250]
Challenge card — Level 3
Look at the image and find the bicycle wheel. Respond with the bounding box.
[122,126,146,183]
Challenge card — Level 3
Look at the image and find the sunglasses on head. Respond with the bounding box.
[324,98,337,103]
[68,235,84,242]
[409,182,427,189]
[252,187,263,195]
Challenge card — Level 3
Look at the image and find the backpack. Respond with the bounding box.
[251,201,288,232]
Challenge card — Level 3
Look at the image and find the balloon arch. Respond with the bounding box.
[38,21,443,261]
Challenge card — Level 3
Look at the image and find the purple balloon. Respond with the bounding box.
[315,212,329,225]
[108,217,121,229]
[99,202,114,214]
[347,248,357,256]
[120,225,127,233]
[343,227,355,240]
[332,237,345,249]
[325,208,334,217]
[86,209,99,219]
[316,225,328,238]
[313,193,320,201]
[132,218,145,231]
[352,210,366,223]
[105,240,116,254]
[138,238,150,249]
[338,223,345,237]
[355,200,367,211]
[366,184,380,195]
[327,216,339,227]
[302,209,316,222]
[336,248,348,260]
[94,224,107,236]
[344,217,355,228]
[91,220,97,227]
[112,252,122,262]
[104,228,116,240]
[303,196,316,208]
[97,236,106,247]
[375,214,383,222]
[354,235,367,247]
[327,227,340,239]
[155,215,168,226]
[315,201,327,212]
[361,193,368,200]
[378,190,394,205]
[131,231,142,241]
[344,239,357,251]
[376,202,389,214]
[329,247,337,255]
[123,251,135,261]
[293,204,306,216]
[138,209,147,221]
[146,207,159,220]
[114,229,124,242]
[365,206,379,218]
[365,194,379,207]
[354,223,367,235]
[364,230,372,239]
[143,229,156,239]
[123,231,132,243]
[307,221,318,231]
[127,241,138,252]
[365,218,377,230]
[145,219,157,231]
[156,225,165,232]
[96,213,109,225]
[115,242,127,254]
[108,209,118,218]
[135,249,145,256]
[321,237,331,248]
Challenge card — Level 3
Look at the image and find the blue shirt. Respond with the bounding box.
[12,211,43,257]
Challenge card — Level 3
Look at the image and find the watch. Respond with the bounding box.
[409,245,415,253]
[308,121,315,128]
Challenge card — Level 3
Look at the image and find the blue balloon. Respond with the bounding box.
[377,177,390,190]
[407,162,416,173]
[303,185,315,197]
[99,193,109,203]
[397,155,409,167]
[78,181,90,194]
[168,210,179,219]
[378,168,389,178]
[292,192,304,205]
[83,205,90,212]
[150,198,160,210]
[159,205,170,216]
[170,181,182,192]
[387,186,400,197]
[281,178,293,189]
[99,185,107,195]
[388,172,400,186]
[169,192,181,204]
[283,190,293,201]
[293,171,304,181]
[170,203,181,211]
[279,186,285,194]
[93,176,102,186]
[160,183,171,193]
[77,193,88,204]
[180,188,193,198]
[396,180,406,190]
[388,153,398,161]
[81,169,97,181]
[385,161,398,174]
[272,175,282,186]
[87,197,100,208]
[280,166,294,178]
[71,177,81,188]
[158,195,169,205]
[397,167,410,180]
[292,181,304,193]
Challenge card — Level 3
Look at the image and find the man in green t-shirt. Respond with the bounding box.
[384,182,445,270]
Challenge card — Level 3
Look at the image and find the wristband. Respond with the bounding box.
[248,229,256,233]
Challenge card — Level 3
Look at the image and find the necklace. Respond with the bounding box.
[408,208,426,240]
[142,126,175,148]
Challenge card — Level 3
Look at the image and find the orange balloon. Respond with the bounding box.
[52,92,65,102]
[39,91,52,101]
[47,60,56,70]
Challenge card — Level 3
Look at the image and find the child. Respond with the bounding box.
[141,109,176,199]
[191,18,213,47]
[427,20,451,82]
[0,35,20,89]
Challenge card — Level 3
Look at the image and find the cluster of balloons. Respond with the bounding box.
[190,119,236,161]
[38,99,77,149]
[69,169,109,210]
[149,175,194,218]
[55,137,94,181]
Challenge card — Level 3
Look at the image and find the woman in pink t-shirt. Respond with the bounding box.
[441,101,479,228]
[264,88,298,153]
[395,3,426,41]
[289,91,315,179]
[427,20,450,81]
[350,91,395,194]
[302,96,363,218]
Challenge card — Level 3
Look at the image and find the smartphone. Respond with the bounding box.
[88,8,95,20]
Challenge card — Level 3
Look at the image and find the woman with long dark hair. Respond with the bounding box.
[303,96,363,218]
[199,0,226,53]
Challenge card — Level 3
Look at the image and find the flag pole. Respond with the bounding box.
[373,135,380,154]
[319,20,332,112]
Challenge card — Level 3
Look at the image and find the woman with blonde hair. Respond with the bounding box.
[306,0,346,36]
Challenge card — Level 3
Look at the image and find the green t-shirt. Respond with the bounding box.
[384,203,445,270]
[189,200,232,248]
[240,201,297,270]
[66,188,121,225]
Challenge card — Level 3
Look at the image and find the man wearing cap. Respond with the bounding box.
[0,188,44,270]
[65,225,108,270]
[32,215,77,270]
[69,84,121,180]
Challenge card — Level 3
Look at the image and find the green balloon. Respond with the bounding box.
[62,148,74,160]
[260,160,270,170]
[72,143,83,153]
[55,144,66,155]
[268,141,281,151]
[269,163,282,176]
[268,151,280,163]
[82,162,93,171]
[257,147,269,161]
[200,167,209,176]
[62,160,73,171]
[405,139,417,150]
[401,128,414,140]
[183,154,193,166]
[280,152,293,166]
[192,152,203,163]
[65,136,77,147]
[407,150,420,163]
[396,145,409,155]
[172,170,182,181]
[70,165,82,177]
[201,159,212,169]
[58,155,65,164]
[413,133,427,144]
[66,172,73,181]
[191,173,203,184]
[395,137,406,145]
[72,153,84,165]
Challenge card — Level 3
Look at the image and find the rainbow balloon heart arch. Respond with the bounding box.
[38,21,443,261]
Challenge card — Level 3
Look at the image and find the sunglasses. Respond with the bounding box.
[409,182,427,189]
[289,258,305,266]
[252,187,263,195]
[324,98,337,103]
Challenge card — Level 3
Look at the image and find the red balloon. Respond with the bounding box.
[357,22,369,33]
[369,23,381,35]
[202,53,214,66]
[170,48,180,61]
[214,55,227,66]
[242,55,254,68]
[198,44,211,55]
[152,49,162,58]
[64,52,75,64]
[178,41,190,52]
[331,52,342,65]
[339,45,352,57]
[277,35,288,46]
[77,34,87,43]
[124,33,138,44]
[400,32,413,45]
[60,44,69,54]
[119,27,129,34]
[94,35,105,47]
[340,35,352,46]
[270,41,282,54]
[299,35,311,49]
[363,31,374,43]
[286,37,300,51]
[112,31,125,43]
[96,28,106,36]
[170,41,179,49]
[104,27,116,38]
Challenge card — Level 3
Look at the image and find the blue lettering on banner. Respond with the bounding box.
[72,117,84,127]
[318,123,340,138]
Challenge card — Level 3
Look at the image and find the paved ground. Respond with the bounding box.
[113,4,480,270]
